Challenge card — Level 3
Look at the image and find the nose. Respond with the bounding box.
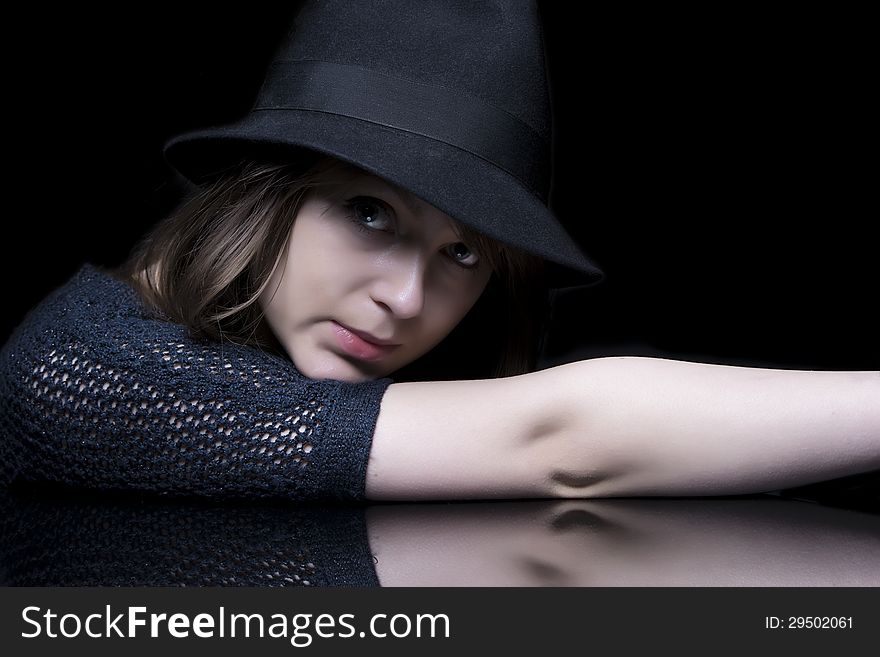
[370,251,428,319]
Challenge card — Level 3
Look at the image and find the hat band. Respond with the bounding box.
[254,60,551,200]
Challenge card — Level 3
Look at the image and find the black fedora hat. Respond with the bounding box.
[164,0,604,289]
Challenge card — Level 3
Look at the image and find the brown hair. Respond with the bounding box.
[116,153,550,380]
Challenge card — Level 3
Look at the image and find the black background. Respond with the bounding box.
[6,3,877,370]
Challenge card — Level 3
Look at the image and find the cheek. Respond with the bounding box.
[259,255,317,332]
[258,276,294,341]
[289,222,373,289]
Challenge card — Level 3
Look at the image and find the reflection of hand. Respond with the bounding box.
[366,498,880,586]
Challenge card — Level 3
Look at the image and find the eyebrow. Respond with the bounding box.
[378,181,430,219]
[351,176,462,238]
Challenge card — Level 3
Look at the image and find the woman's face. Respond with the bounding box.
[259,171,493,382]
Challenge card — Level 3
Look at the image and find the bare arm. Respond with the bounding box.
[366,357,880,500]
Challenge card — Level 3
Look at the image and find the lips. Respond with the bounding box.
[331,322,400,361]
[341,324,399,347]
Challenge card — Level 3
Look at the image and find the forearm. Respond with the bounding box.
[367,357,879,501]
[366,372,568,500]
[548,357,880,497]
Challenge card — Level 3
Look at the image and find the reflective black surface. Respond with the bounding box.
[3,478,877,587]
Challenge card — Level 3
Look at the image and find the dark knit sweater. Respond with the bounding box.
[0,264,394,501]
[0,489,380,586]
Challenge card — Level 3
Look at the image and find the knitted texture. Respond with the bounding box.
[0,264,394,501]
[0,489,380,586]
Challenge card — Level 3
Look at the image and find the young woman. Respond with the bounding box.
[1,1,877,503]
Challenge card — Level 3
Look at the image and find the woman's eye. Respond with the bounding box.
[446,242,480,270]
[344,196,394,233]
[344,196,479,270]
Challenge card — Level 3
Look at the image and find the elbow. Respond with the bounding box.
[545,469,616,499]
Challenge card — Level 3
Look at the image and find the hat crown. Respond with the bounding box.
[163,0,606,287]
[270,0,552,142]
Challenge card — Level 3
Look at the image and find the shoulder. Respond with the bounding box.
[71,262,143,305]
[3,263,161,363]
[29,263,145,316]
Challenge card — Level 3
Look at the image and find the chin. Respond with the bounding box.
[295,354,383,384]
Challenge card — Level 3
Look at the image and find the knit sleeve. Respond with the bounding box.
[0,265,394,501]
[0,489,380,586]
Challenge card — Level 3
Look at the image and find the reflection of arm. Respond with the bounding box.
[367,499,880,586]
[0,266,391,501]
[367,357,880,499]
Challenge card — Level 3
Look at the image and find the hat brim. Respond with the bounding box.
[164,110,604,290]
